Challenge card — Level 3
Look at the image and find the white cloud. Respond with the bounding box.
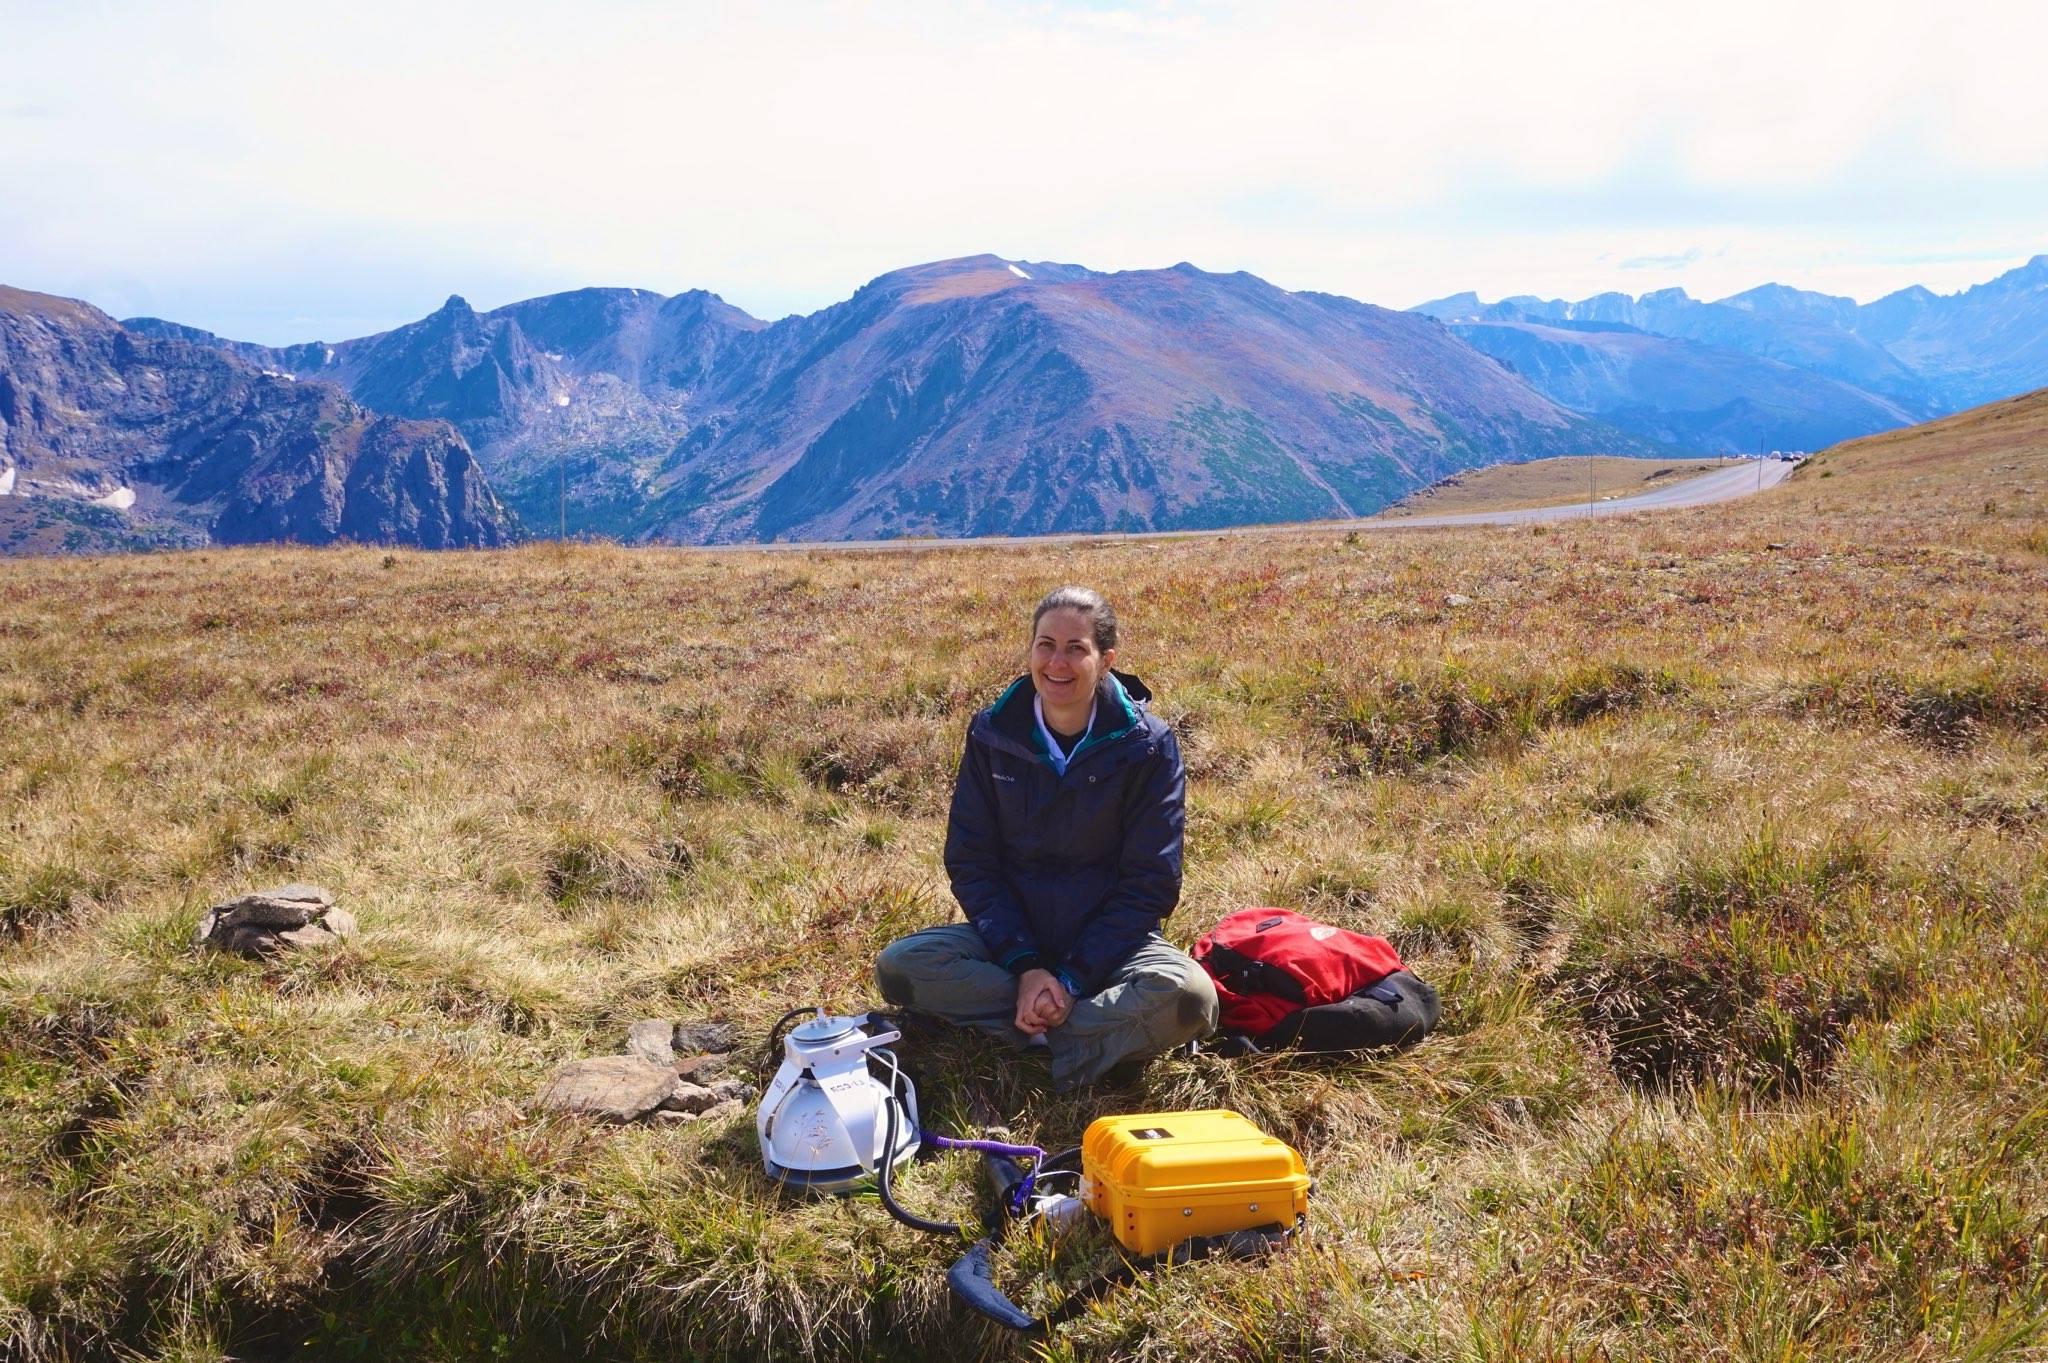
[3,0,2044,339]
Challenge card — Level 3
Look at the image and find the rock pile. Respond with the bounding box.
[193,883,357,956]
[538,1017,751,1124]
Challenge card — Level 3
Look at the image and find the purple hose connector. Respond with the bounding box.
[919,1131,1049,1215]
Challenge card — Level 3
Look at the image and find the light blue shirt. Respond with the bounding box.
[1032,694,1097,776]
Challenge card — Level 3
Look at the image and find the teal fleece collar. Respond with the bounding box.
[989,671,1143,773]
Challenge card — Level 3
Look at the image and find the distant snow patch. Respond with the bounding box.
[260,368,295,381]
[0,466,14,496]
[322,347,335,363]
[1008,264,1031,279]
[96,486,136,511]
[554,393,571,407]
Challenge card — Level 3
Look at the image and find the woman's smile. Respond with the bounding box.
[1030,606,1116,731]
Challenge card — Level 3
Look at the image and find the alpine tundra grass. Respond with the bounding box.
[1,431,2044,1361]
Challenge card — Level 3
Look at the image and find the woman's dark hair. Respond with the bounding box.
[1031,586,1118,654]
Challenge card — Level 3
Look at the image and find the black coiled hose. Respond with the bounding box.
[761,1006,819,1078]
[876,1062,966,1236]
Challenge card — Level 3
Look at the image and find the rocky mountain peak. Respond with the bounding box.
[1411,291,1483,320]
[0,287,518,552]
[60,250,2048,549]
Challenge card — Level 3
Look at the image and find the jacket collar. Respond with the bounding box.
[981,670,1150,768]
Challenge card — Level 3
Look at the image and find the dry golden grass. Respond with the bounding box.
[1,420,2045,1362]
[1381,456,1737,517]
[1786,387,2048,526]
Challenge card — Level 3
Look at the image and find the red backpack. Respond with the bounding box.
[1193,908,1440,1052]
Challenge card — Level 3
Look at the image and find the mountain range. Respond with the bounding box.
[1412,255,2048,453]
[0,287,514,554]
[124,256,1648,544]
[5,252,2046,552]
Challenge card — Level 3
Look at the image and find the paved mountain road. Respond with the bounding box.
[700,458,1797,554]
[1371,457,1795,530]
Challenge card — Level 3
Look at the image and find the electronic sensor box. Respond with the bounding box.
[1080,1109,1310,1257]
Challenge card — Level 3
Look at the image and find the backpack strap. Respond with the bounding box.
[1196,941,1309,1006]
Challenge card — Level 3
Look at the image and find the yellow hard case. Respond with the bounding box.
[1080,1109,1310,1257]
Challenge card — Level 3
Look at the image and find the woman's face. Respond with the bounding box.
[1029,607,1115,715]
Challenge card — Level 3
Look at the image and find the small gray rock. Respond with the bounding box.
[672,1019,738,1055]
[538,1057,678,1122]
[627,1019,676,1067]
[653,1109,696,1125]
[222,924,281,956]
[218,896,317,930]
[700,1098,745,1122]
[675,1052,729,1084]
[707,1077,754,1104]
[659,1082,721,1114]
[197,884,355,955]
[1444,593,1474,608]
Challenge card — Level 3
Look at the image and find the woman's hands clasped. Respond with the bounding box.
[1014,967,1073,1036]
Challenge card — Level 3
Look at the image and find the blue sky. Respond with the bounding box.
[4,0,2045,343]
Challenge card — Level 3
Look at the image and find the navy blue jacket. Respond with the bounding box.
[943,670,1185,995]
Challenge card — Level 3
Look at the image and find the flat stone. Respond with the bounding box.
[537,1057,678,1122]
[700,1098,745,1122]
[674,1052,729,1084]
[217,896,317,930]
[672,1019,738,1055]
[1444,594,1474,608]
[221,924,282,957]
[658,1081,721,1114]
[199,887,350,949]
[626,1019,676,1067]
[653,1109,697,1124]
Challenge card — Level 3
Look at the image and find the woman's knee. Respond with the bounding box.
[874,935,926,1007]
[875,927,983,1009]
[1172,965,1220,1038]
[1127,962,1219,1042]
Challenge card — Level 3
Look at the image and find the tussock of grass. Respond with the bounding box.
[2,481,2046,1359]
[1794,666,2048,745]
[1308,660,1689,775]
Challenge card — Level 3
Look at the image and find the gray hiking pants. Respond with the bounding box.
[874,923,1219,1090]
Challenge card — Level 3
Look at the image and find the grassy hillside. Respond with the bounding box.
[1,430,2044,1361]
[1380,456,1736,518]
[1787,386,2048,529]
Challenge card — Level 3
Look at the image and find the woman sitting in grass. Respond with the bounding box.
[876,586,1217,1090]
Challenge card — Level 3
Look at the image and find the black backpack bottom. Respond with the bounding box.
[1231,970,1442,1054]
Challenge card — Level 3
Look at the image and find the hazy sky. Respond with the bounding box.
[5,0,2046,343]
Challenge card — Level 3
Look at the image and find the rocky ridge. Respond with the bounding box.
[0,286,519,553]
[154,257,1651,542]
[1412,255,2048,451]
